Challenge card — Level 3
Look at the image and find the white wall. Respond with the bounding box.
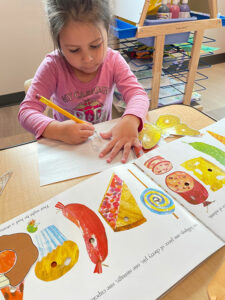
[0,0,224,96]
[0,0,53,95]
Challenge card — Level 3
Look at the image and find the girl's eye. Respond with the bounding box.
[90,43,102,49]
[69,49,79,53]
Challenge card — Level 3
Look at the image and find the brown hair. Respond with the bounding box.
[44,0,112,49]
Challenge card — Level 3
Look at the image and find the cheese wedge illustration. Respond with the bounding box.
[99,173,146,232]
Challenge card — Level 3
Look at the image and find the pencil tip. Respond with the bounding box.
[36,94,41,100]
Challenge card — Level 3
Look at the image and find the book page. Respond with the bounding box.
[0,163,223,300]
[135,118,225,241]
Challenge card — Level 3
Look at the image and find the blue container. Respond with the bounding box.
[221,16,225,26]
[110,19,137,39]
[190,11,225,27]
[138,17,197,46]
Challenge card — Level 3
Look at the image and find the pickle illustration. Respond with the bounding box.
[187,142,225,166]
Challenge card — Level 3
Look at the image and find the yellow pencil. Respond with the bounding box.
[36,94,86,124]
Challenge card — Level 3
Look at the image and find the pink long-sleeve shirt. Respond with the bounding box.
[18,48,149,139]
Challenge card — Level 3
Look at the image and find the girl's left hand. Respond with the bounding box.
[99,115,141,163]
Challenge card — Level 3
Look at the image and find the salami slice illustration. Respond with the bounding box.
[165,171,210,206]
[144,156,173,175]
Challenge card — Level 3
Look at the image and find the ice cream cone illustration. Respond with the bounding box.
[33,225,79,281]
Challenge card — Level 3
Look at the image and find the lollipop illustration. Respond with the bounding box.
[141,188,176,216]
[128,169,178,219]
[33,225,79,281]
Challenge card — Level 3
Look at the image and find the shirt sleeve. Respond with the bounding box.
[18,54,58,139]
[113,52,150,131]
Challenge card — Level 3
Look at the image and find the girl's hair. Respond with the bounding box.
[44,0,112,49]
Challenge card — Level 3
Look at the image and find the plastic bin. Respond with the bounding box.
[221,16,225,26]
[191,11,225,27]
[110,19,137,39]
[138,17,197,46]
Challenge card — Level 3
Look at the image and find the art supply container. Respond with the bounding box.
[138,17,197,46]
[179,0,191,18]
[170,0,180,19]
[157,0,170,19]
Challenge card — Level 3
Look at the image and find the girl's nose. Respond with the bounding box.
[82,51,93,63]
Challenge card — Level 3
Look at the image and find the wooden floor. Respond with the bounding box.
[0,62,225,150]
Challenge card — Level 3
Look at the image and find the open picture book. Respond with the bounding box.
[0,118,224,300]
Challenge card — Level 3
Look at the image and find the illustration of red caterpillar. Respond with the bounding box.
[55,202,108,274]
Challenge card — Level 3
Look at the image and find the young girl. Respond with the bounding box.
[18,0,149,163]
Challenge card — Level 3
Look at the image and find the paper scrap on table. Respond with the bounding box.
[0,171,13,196]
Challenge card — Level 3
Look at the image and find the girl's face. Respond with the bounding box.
[59,20,108,79]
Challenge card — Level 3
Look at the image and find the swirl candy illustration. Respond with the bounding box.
[128,169,178,219]
[55,202,108,274]
[140,188,178,218]
[33,225,79,281]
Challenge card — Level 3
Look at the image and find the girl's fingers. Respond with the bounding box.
[106,141,127,163]
[99,140,115,158]
[80,123,95,130]
[99,130,112,140]
[121,143,132,163]
[100,137,138,163]
[79,129,95,138]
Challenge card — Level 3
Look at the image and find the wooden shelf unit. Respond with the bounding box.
[114,0,222,110]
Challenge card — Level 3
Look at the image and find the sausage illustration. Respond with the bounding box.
[55,202,108,274]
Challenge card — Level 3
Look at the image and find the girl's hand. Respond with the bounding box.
[43,120,95,144]
[99,115,141,163]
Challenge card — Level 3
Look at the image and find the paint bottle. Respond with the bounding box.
[167,0,172,18]
[170,0,180,19]
[179,0,191,18]
[157,0,170,20]
[167,0,172,9]
[167,0,172,19]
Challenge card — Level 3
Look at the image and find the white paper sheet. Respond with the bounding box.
[38,120,135,186]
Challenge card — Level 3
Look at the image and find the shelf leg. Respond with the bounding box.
[150,34,165,110]
[183,29,204,106]
[208,0,218,19]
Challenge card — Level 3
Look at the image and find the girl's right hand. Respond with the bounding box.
[43,120,95,144]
